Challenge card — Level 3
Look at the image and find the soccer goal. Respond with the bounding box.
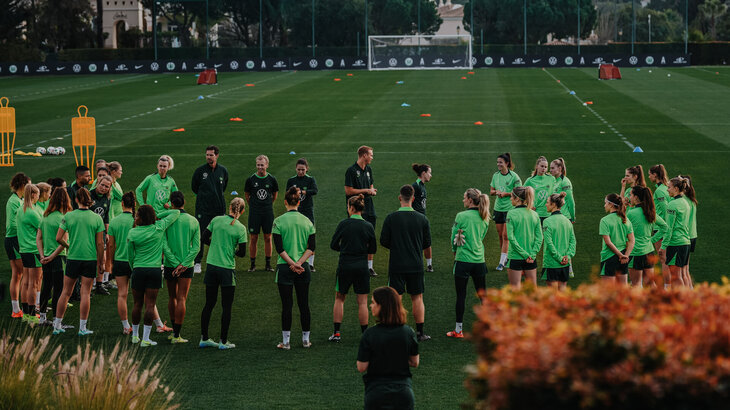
[367,35,472,71]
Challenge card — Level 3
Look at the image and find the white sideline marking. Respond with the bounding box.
[9,75,150,99]
[543,69,636,150]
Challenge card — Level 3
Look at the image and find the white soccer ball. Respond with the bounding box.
[36,147,46,154]
[47,147,57,155]
[57,147,66,155]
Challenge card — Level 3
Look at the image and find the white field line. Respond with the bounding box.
[9,75,150,99]
[543,69,636,150]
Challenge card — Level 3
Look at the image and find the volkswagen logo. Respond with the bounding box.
[73,64,82,73]
[151,62,160,71]
[548,57,558,66]
[309,59,318,68]
[388,58,398,67]
[230,60,239,70]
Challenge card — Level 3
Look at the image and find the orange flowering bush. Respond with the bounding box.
[465,280,730,409]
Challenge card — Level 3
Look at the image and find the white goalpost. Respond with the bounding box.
[367,35,473,71]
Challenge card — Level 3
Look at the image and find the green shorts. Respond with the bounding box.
[666,245,690,267]
[453,261,487,280]
[112,260,132,277]
[20,253,41,269]
[131,267,163,291]
[204,264,236,287]
[600,252,628,277]
[388,271,424,295]
[164,266,194,280]
[275,263,311,286]
[335,266,369,295]
[629,252,656,270]
[248,211,274,234]
[66,260,97,279]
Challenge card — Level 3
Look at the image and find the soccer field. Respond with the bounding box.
[1,66,729,408]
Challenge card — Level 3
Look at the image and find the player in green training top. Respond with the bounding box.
[627,186,666,288]
[286,158,318,270]
[599,193,635,285]
[163,191,201,344]
[345,145,378,277]
[53,188,105,336]
[135,155,178,215]
[15,184,41,325]
[524,156,555,222]
[661,177,692,288]
[681,175,698,289]
[620,165,647,204]
[127,205,180,347]
[490,153,521,271]
[649,164,672,287]
[380,185,432,341]
[329,194,377,343]
[199,197,247,350]
[244,154,278,272]
[37,188,72,326]
[549,158,576,277]
[506,186,542,289]
[542,193,576,290]
[35,182,51,212]
[448,188,489,338]
[107,192,136,335]
[107,161,125,220]
[6,172,30,318]
[273,187,316,350]
[411,163,434,272]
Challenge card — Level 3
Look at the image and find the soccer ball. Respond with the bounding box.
[36,147,46,155]
[57,147,66,155]
[47,147,58,155]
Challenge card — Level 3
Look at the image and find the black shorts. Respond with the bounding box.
[453,261,487,280]
[493,211,508,225]
[629,253,656,270]
[364,381,414,410]
[204,264,236,287]
[509,259,537,271]
[4,236,20,260]
[363,214,376,229]
[131,267,163,291]
[299,208,314,224]
[388,271,424,295]
[335,266,369,295]
[20,253,41,269]
[666,245,691,267]
[43,255,66,275]
[275,263,311,286]
[600,252,628,277]
[112,260,132,277]
[544,267,569,282]
[164,266,194,280]
[690,238,697,253]
[66,260,97,279]
[248,211,274,234]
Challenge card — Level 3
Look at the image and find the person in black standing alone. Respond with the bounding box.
[191,145,228,274]
[67,166,91,210]
[286,158,318,271]
[380,184,432,341]
[345,145,378,276]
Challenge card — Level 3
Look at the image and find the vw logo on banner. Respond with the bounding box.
[629,56,638,65]
[230,60,239,70]
[388,58,398,67]
[150,62,160,71]
[73,64,82,73]
[548,57,558,66]
[309,59,318,68]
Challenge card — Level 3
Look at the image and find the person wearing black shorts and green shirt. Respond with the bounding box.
[107,192,136,335]
[490,153,521,271]
[90,175,112,295]
[681,176,698,289]
[191,145,228,274]
[599,193,635,285]
[649,164,671,287]
[135,155,178,215]
[273,187,316,350]
[329,194,377,342]
[448,188,490,338]
[411,163,434,272]
[345,145,378,277]
[542,193,576,291]
[506,186,543,289]
[286,158,318,270]
[380,185,432,342]
[524,156,555,224]
[357,286,419,410]
[199,198,247,350]
[620,165,647,204]
[550,158,576,277]
[627,186,667,288]
[244,154,278,272]
[53,188,105,336]
[16,184,41,325]
[6,172,30,318]
[163,191,201,344]
[37,188,73,327]
[661,177,692,288]
[127,205,180,347]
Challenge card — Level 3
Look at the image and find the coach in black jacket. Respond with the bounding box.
[191,145,228,272]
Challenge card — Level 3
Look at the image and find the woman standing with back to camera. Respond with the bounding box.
[357,286,419,410]
[506,186,542,289]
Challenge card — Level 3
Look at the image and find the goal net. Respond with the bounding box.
[368,35,472,71]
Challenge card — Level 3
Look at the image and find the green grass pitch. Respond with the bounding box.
[1,66,729,408]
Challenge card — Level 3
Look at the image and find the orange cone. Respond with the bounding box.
[246,84,255,87]
[467,71,475,75]
[229,117,243,122]
[347,73,354,77]
[586,101,594,105]
[474,121,483,125]
[173,128,185,132]
[334,78,341,82]
[420,114,431,117]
